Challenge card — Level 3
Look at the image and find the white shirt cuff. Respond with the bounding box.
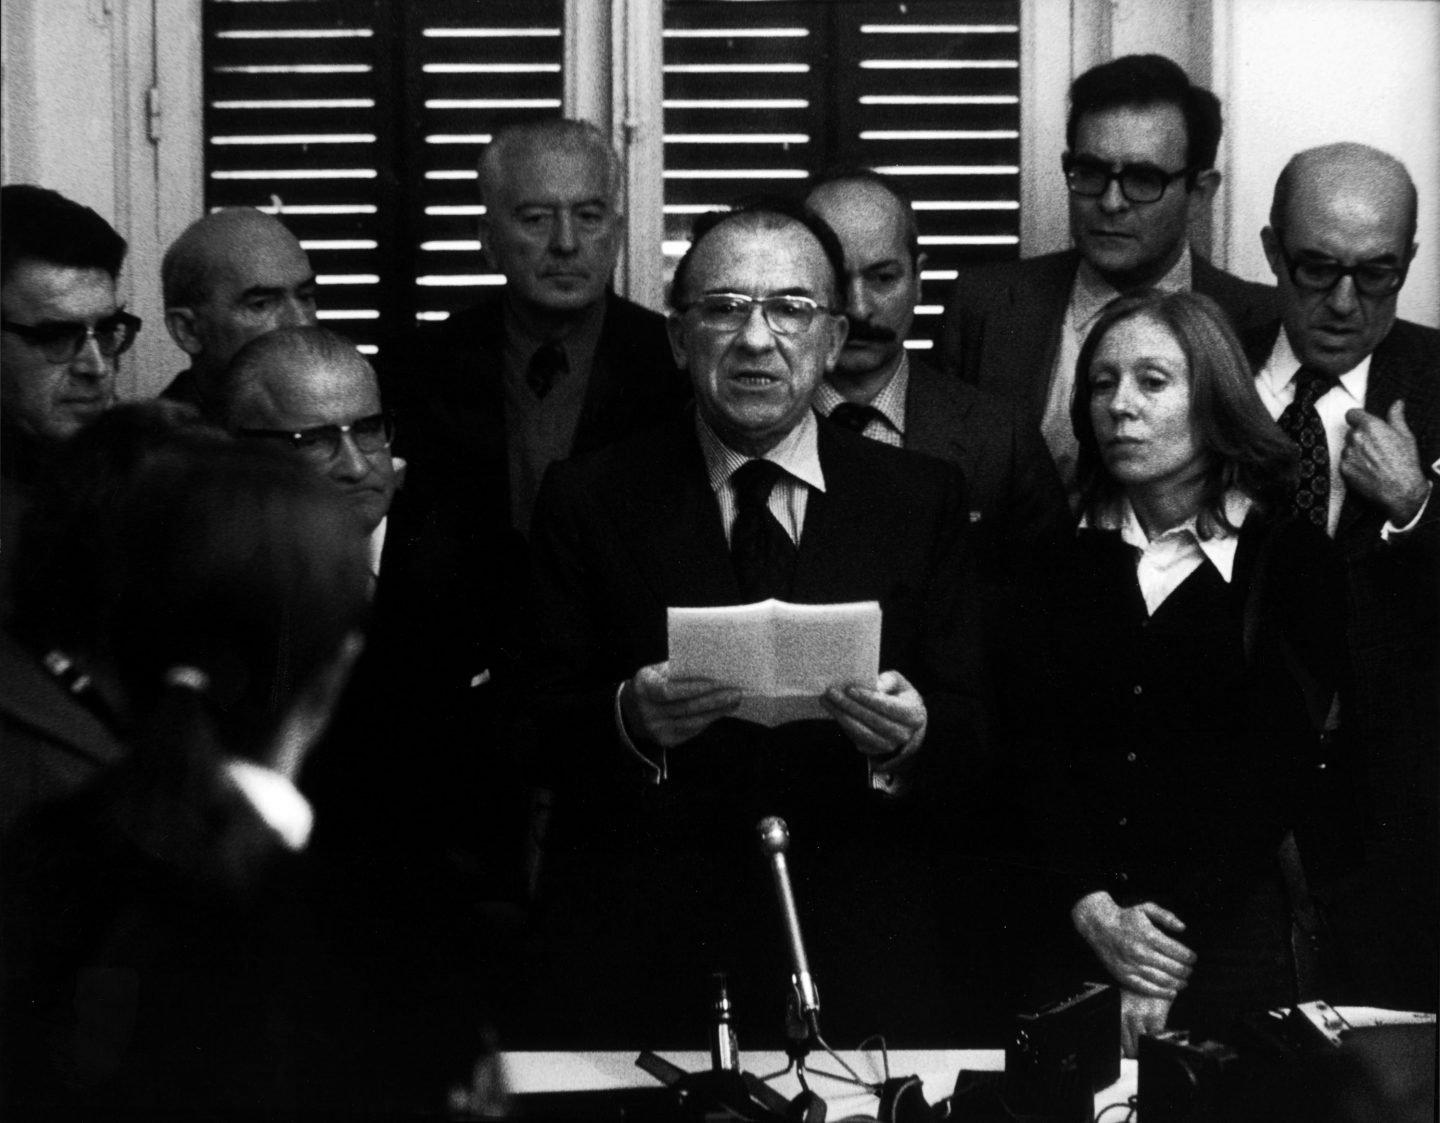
[223,758,314,851]
[615,681,666,784]
[1381,480,1433,541]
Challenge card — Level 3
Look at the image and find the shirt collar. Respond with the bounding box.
[1072,243,1194,334]
[1260,323,1370,402]
[697,408,827,495]
[813,350,909,436]
[1082,490,1252,583]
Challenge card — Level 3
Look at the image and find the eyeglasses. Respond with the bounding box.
[1273,241,1408,298]
[0,311,142,363]
[237,412,394,464]
[684,293,832,336]
[1063,155,1190,204]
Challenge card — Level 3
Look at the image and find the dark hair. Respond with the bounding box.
[104,442,371,763]
[1072,290,1297,537]
[12,400,229,656]
[1066,54,1223,178]
[807,166,921,265]
[668,195,847,311]
[1,184,128,283]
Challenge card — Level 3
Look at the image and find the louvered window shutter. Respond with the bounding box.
[205,0,1018,358]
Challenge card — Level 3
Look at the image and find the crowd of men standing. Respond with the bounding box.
[0,51,1435,1117]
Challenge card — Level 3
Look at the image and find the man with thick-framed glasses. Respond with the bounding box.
[1,184,132,612]
[935,54,1275,506]
[1247,142,1439,1017]
[526,199,982,1044]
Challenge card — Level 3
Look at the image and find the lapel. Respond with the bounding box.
[790,423,888,601]
[1004,252,1076,423]
[601,416,743,608]
[1341,327,1416,540]
[904,355,975,468]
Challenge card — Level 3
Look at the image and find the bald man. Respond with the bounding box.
[160,208,318,411]
[217,327,533,1000]
[1246,142,1439,1011]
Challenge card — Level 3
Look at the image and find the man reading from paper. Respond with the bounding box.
[527,199,982,1047]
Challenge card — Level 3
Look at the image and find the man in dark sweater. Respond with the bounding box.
[396,118,685,542]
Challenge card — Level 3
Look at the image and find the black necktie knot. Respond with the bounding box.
[731,458,787,510]
[1292,365,1337,411]
[828,402,884,434]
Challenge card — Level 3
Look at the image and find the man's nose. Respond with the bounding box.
[1324,274,1360,317]
[732,302,780,351]
[550,210,578,254]
[330,432,372,481]
[69,334,112,381]
[1098,176,1129,214]
[846,276,873,321]
[277,295,317,328]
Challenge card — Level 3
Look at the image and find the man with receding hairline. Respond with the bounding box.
[398,118,684,543]
[159,208,318,412]
[527,199,982,1044]
[1246,142,1439,1012]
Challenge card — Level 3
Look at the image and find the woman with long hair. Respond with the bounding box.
[1038,290,1348,1055]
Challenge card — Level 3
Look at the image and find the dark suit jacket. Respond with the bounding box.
[1243,318,1440,852]
[936,249,1277,424]
[525,413,983,1045]
[903,355,1070,572]
[0,629,126,844]
[392,289,688,538]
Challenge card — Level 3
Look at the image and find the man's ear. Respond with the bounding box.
[822,311,849,373]
[477,216,497,272]
[665,311,689,369]
[1260,225,1284,279]
[165,307,204,357]
[1188,169,1221,215]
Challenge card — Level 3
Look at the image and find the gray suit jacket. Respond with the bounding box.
[902,355,1070,571]
[936,249,1277,424]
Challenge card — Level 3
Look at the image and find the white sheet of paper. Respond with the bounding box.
[667,599,881,727]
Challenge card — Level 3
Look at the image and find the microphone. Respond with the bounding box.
[756,816,820,1018]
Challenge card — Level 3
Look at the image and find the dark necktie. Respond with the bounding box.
[1278,365,1335,529]
[526,342,567,399]
[730,459,797,602]
[828,402,884,435]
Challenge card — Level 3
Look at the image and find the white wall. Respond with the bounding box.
[1214,0,1440,327]
[1,0,204,399]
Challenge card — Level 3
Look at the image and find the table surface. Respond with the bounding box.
[501,1049,1140,1118]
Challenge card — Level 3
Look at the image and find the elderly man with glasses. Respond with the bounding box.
[218,324,536,1028]
[1,185,136,614]
[1246,142,1440,1017]
[936,54,1275,506]
[526,199,985,1046]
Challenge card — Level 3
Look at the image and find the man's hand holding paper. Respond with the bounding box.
[822,669,927,764]
[620,661,741,748]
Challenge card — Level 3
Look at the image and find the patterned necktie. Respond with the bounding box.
[828,402,884,435]
[526,342,567,399]
[730,459,796,601]
[1278,365,1335,530]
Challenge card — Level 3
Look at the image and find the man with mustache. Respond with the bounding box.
[1247,142,1439,1013]
[397,118,685,541]
[805,169,1067,577]
[936,54,1274,506]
